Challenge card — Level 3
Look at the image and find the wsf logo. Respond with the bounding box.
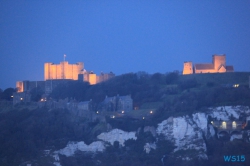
[224,155,245,162]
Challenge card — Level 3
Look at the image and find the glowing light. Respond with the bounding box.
[11,96,13,98]
[96,111,99,114]
[143,117,145,119]
[20,98,23,100]
[233,84,239,88]
[150,111,153,114]
[122,111,124,114]
[232,121,236,129]
[222,121,227,129]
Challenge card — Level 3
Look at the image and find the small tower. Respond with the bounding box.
[212,54,226,72]
[183,62,193,75]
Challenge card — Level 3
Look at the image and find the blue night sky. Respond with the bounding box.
[0,1,250,90]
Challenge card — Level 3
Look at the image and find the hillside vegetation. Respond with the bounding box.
[1,71,250,165]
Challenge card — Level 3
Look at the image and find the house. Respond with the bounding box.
[78,100,92,111]
[102,95,133,112]
[211,120,243,130]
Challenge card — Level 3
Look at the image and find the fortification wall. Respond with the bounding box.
[183,62,193,75]
[194,69,216,74]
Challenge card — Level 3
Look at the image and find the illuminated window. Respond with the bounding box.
[233,84,239,88]
[232,121,236,129]
[222,122,226,129]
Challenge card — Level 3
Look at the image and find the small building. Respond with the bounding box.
[211,120,244,130]
[78,100,92,111]
[102,95,133,112]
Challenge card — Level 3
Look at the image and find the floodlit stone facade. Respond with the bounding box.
[44,61,115,85]
[44,61,83,80]
[183,54,234,75]
[16,60,115,94]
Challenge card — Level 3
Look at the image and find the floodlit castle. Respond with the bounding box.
[183,54,234,75]
[16,58,115,94]
[44,61,83,81]
[44,60,114,85]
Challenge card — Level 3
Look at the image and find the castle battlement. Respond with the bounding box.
[183,54,234,75]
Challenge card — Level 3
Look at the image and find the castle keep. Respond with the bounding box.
[16,59,115,94]
[183,54,234,75]
[44,61,114,85]
[44,61,83,80]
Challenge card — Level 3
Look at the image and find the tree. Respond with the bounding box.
[2,88,15,101]
[166,72,179,84]
[151,73,165,84]
[30,87,44,102]
[0,88,3,100]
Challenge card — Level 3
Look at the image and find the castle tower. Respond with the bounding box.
[183,62,193,75]
[44,61,84,80]
[212,54,226,72]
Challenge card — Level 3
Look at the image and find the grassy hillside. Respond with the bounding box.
[1,71,250,165]
[179,72,250,86]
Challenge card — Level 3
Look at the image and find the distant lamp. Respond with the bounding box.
[20,98,23,100]
[96,111,99,114]
[143,117,145,119]
[11,95,13,98]
[150,111,153,114]
[122,111,124,114]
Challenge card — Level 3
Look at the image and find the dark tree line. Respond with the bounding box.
[0,108,90,166]
[0,88,16,101]
[49,72,180,108]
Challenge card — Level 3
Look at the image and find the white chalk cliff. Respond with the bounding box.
[52,106,250,164]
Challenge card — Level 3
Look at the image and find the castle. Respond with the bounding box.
[44,61,114,85]
[16,59,115,94]
[44,61,83,81]
[183,54,234,75]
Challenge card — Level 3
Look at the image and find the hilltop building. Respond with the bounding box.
[44,61,83,80]
[14,58,115,104]
[183,54,234,75]
[16,60,115,93]
[44,60,114,85]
